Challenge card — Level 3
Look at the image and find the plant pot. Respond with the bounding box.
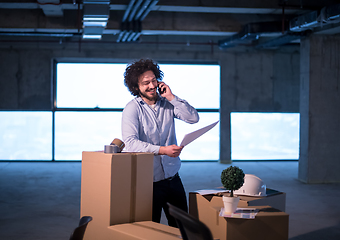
[222,195,240,213]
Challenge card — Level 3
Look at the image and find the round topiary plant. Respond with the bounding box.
[221,166,245,197]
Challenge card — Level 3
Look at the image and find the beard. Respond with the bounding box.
[139,90,158,102]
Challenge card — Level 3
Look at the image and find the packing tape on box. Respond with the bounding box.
[111,138,125,152]
[104,144,120,153]
[104,138,125,153]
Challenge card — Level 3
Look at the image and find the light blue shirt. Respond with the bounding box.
[122,95,199,182]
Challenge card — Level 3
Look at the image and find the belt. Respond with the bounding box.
[164,172,179,181]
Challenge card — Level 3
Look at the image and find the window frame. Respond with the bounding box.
[52,58,220,161]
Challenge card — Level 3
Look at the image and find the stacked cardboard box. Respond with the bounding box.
[81,151,180,240]
[108,221,182,240]
[189,192,289,240]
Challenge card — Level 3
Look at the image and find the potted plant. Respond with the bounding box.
[220,166,245,213]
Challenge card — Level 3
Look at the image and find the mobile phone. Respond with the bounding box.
[158,81,165,94]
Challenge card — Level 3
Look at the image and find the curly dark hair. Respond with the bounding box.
[124,59,164,96]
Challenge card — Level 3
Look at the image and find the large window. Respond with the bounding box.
[0,112,52,160]
[0,62,301,162]
[56,63,220,109]
[54,62,220,161]
[231,112,300,160]
[56,63,132,108]
[55,112,123,160]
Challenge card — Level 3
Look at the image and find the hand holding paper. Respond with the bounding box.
[159,144,184,157]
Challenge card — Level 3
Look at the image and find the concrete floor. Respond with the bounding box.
[0,161,339,240]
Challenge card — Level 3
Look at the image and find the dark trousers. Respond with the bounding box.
[152,173,188,227]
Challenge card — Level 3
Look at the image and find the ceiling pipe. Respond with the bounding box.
[128,0,144,22]
[121,30,131,42]
[134,0,152,20]
[132,32,141,41]
[127,32,137,41]
[127,20,141,42]
[117,0,156,43]
[140,0,158,20]
[130,0,156,41]
[121,21,134,42]
[117,0,139,42]
[117,21,129,42]
[122,0,136,22]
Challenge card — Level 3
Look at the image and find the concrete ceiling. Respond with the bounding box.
[0,0,340,49]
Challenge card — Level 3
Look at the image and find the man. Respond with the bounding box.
[121,59,199,227]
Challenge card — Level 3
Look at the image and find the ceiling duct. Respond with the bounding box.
[38,0,63,17]
[325,4,340,21]
[218,21,287,49]
[82,0,110,40]
[117,0,158,42]
[290,10,319,32]
[290,3,340,32]
[255,31,308,49]
[255,3,340,49]
[219,3,340,49]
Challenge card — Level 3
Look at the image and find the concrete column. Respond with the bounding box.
[299,35,340,183]
[219,57,233,164]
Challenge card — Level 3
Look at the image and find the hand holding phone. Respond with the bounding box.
[157,81,175,101]
[157,81,165,94]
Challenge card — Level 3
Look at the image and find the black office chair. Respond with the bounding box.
[167,203,214,240]
[69,216,93,240]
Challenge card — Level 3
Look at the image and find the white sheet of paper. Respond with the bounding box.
[180,120,219,147]
[195,189,229,195]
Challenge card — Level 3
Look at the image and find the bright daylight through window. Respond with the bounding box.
[0,112,52,160]
[55,63,220,161]
[231,112,300,160]
[0,63,300,161]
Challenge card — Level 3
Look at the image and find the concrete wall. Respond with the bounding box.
[299,35,340,183]
[0,49,52,109]
[220,49,300,162]
[0,41,300,163]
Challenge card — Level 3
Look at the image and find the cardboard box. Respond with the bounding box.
[191,188,286,212]
[108,221,181,240]
[81,152,154,240]
[189,193,289,240]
